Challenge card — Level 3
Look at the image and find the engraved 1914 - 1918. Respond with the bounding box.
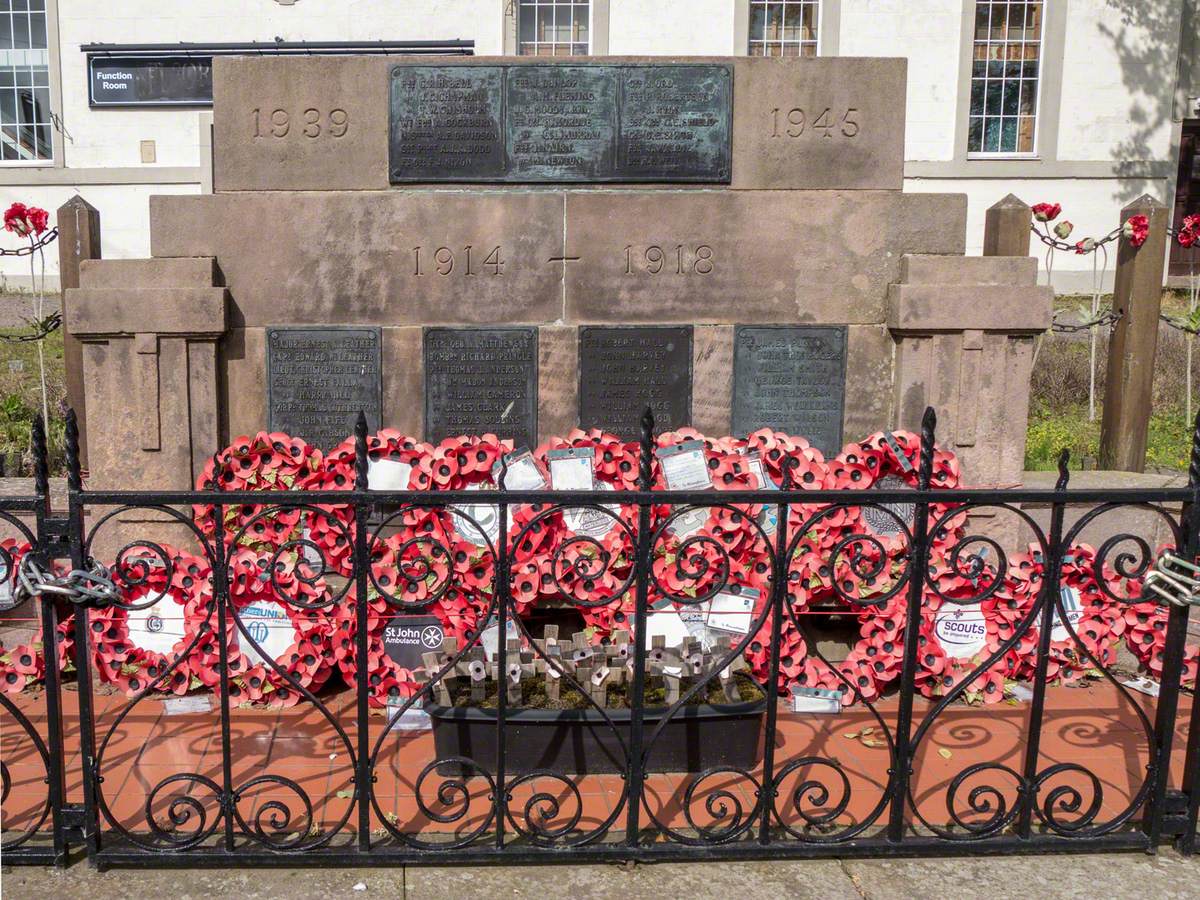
[389,64,731,183]
[424,327,539,449]
[578,326,693,438]
[267,327,383,451]
[732,325,847,457]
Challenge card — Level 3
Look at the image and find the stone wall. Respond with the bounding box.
[62,54,1054,535]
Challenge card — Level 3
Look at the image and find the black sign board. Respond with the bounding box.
[88,56,213,107]
[578,326,693,438]
[389,63,731,183]
[266,327,382,451]
[732,326,848,457]
[382,616,446,671]
[424,327,538,447]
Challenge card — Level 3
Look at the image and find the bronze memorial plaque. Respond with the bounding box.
[266,327,383,451]
[424,327,539,448]
[578,326,693,438]
[732,325,847,456]
[389,63,731,183]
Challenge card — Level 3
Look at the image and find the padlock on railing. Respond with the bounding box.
[1143,552,1200,608]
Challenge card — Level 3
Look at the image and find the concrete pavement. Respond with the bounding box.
[3,850,1199,900]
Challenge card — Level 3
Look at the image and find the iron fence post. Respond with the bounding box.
[757,463,791,844]
[63,410,102,861]
[353,413,372,851]
[886,407,937,842]
[31,415,68,864]
[209,450,236,852]
[624,409,654,849]
[1165,412,1200,849]
[494,462,511,849]
[1016,450,1070,839]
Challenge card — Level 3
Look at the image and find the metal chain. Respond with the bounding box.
[1144,552,1200,608]
[13,554,117,607]
[0,311,61,343]
[0,227,57,257]
[1050,309,1122,335]
[1161,313,1200,336]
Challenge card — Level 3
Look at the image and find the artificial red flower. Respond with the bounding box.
[1031,202,1062,223]
[4,202,49,237]
[1123,214,1150,247]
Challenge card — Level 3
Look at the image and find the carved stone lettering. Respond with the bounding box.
[578,326,693,438]
[617,66,731,180]
[389,67,504,180]
[267,327,382,451]
[732,326,847,456]
[424,327,538,447]
[389,64,731,183]
[507,66,616,180]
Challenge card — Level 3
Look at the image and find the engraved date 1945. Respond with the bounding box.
[769,107,859,138]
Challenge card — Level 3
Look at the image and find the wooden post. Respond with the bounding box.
[1099,195,1170,472]
[983,194,1032,257]
[55,195,100,467]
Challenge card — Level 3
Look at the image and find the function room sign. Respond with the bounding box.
[389,64,732,183]
[88,56,213,107]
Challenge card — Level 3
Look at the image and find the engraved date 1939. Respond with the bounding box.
[252,108,349,139]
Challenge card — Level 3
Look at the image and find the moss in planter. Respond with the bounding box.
[448,671,764,711]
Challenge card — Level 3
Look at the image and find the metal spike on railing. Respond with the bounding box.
[31,414,49,501]
[638,407,655,491]
[781,455,795,491]
[354,410,369,491]
[1055,448,1071,491]
[64,409,82,494]
[497,450,510,492]
[918,406,936,491]
[210,451,223,493]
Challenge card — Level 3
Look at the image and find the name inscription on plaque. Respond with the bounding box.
[424,328,538,448]
[578,326,693,438]
[389,64,731,183]
[267,327,382,451]
[732,326,847,457]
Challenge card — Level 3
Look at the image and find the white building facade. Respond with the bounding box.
[0,0,1197,291]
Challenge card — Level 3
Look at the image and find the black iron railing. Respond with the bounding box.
[3,407,1200,867]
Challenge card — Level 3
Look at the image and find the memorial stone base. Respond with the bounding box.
[63,55,1052,556]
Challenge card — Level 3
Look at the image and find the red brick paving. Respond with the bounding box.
[1,681,1193,841]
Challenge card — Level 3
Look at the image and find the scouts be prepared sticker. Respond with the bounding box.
[933,605,987,659]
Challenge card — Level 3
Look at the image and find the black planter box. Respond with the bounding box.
[426,699,766,776]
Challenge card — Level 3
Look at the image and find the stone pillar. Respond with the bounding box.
[889,255,1053,546]
[64,258,227,558]
[983,194,1032,258]
[55,195,101,468]
[1099,195,1170,472]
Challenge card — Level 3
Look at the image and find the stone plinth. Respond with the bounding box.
[889,254,1051,487]
[66,257,228,491]
[212,55,906,192]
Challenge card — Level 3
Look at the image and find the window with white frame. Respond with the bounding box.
[0,0,51,162]
[748,1,820,57]
[968,1,1042,155]
[517,1,591,56]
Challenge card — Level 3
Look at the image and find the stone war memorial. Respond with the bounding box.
[36,52,1200,870]
[65,54,1050,552]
